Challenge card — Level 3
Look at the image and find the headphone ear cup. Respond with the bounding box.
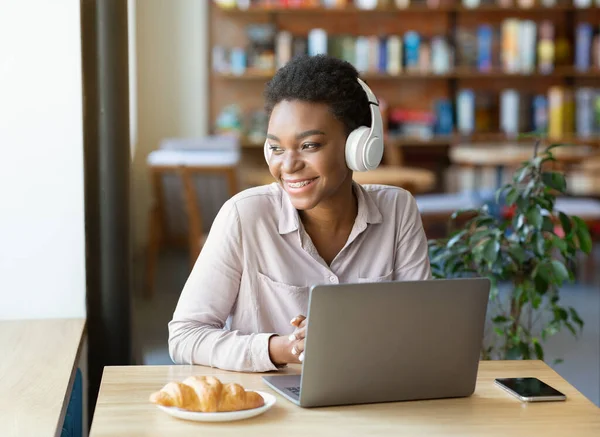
[364,136,384,171]
[264,139,270,165]
[345,127,370,172]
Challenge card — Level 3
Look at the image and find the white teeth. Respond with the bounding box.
[287,180,312,188]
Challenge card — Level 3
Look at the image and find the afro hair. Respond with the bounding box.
[264,55,372,135]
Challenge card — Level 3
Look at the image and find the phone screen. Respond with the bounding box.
[495,377,565,398]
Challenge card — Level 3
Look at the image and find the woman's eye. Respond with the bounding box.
[269,145,283,154]
[302,143,320,150]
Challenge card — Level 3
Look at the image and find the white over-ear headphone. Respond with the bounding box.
[264,77,384,172]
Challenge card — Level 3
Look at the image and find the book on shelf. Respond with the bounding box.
[404,31,421,73]
[455,27,477,70]
[501,19,520,73]
[475,92,494,133]
[434,98,454,136]
[595,92,600,135]
[477,25,492,73]
[378,37,388,73]
[368,36,380,73]
[548,86,576,140]
[532,95,549,134]
[575,23,593,72]
[355,36,370,72]
[387,36,403,75]
[276,31,292,69]
[594,33,600,70]
[576,88,595,138]
[519,21,536,74]
[431,37,451,74]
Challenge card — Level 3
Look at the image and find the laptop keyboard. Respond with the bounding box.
[285,386,301,398]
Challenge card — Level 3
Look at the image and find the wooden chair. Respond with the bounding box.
[145,136,240,298]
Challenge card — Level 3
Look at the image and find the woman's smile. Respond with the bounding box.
[282,177,319,194]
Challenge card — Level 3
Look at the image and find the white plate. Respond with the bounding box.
[156,391,276,423]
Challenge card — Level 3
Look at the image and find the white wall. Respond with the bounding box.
[0,0,86,320]
[132,0,209,253]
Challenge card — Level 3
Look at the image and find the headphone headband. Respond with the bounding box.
[356,77,379,106]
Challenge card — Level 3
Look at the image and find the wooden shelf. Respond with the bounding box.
[452,133,600,146]
[388,136,454,146]
[216,4,582,15]
[216,4,452,15]
[241,135,600,148]
[454,4,575,11]
[215,67,600,81]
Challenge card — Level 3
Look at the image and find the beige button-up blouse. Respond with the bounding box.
[168,182,431,372]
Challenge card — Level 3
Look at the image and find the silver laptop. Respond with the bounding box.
[262,277,490,408]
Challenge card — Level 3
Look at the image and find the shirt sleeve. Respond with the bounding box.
[168,198,280,372]
[393,192,432,281]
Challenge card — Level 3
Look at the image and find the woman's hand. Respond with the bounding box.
[267,315,307,366]
[288,315,307,362]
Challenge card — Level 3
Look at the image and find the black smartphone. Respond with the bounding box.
[494,377,567,402]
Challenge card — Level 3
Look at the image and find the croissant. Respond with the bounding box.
[149,376,265,412]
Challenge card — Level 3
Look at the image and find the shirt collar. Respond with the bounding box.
[278,181,383,235]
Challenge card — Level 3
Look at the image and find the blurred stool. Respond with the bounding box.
[145,136,240,298]
[351,166,435,194]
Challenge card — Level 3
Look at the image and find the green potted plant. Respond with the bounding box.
[428,141,592,362]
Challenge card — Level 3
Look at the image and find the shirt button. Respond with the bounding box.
[329,276,338,284]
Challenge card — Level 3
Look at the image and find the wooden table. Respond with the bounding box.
[0,318,86,437]
[90,360,600,437]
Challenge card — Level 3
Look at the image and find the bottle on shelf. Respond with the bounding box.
[537,21,555,74]
[308,28,328,56]
[457,89,475,136]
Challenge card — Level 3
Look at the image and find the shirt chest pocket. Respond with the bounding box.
[255,271,310,332]
[357,268,394,283]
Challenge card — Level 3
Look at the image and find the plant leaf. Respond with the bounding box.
[533,233,545,256]
[550,260,570,283]
[527,206,543,229]
[516,214,526,231]
[519,341,531,359]
[509,245,527,264]
[564,321,577,337]
[483,239,500,264]
[451,208,478,221]
[542,172,566,193]
[572,216,592,254]
[533,339,544,360]
[492,315,510,323]
[516,196,529,210]
[506,346,521,360]
[542,216,555,233]
[553,358,564,365]
[568,307,584,329]
[447,230,466,248]
[516,166,530,183]
[505,188,519,206]
[552,235,568,253]
[554,307,569,321]
[559,212,572,235]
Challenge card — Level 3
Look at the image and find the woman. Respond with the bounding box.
[168,55,431,372]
